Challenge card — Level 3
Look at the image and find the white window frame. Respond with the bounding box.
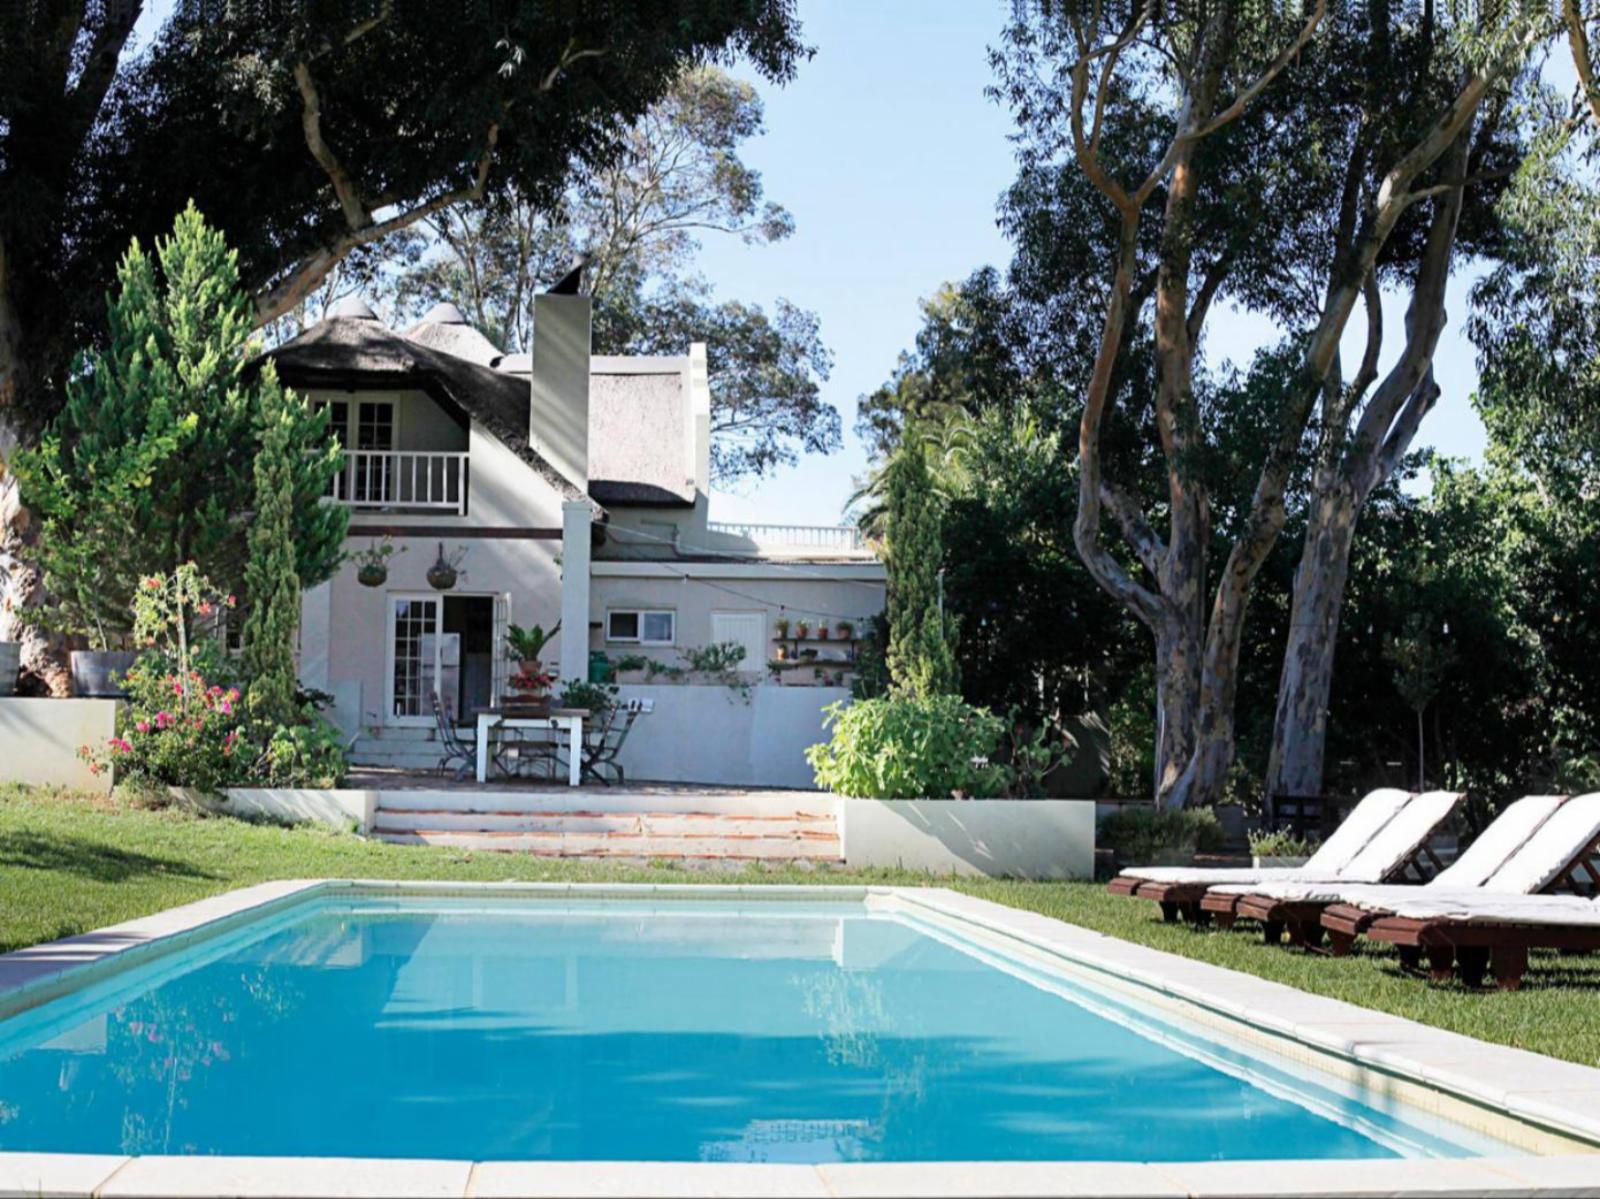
[605,608,676,647]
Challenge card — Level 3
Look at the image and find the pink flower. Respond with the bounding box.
[219,700,233,715]
[225,595,237,608]
[108,737,133,754]
[135,720,150,734]
[155,712,173,729]
[197,601,213,617]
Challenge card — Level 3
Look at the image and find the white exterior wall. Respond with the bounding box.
[609,683,848,789]
[0,698,117,793]
[839,799,1097,880]
[589,563,885,680]
[308,386,574,734]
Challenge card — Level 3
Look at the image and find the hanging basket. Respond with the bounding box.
[357,564,388,588]
[426,542,460,591]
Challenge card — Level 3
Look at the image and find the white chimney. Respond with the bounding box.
[529,293,591,490]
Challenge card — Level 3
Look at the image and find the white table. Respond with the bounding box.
[474,708,588,785]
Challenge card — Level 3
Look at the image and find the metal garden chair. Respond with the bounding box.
[566,698,653,786]
[429,689,480,782]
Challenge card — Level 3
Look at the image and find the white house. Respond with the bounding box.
[266,291,885,787]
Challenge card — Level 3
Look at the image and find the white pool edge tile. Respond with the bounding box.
[3,880,1600,1196]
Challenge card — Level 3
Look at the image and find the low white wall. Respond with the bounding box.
[0,698,118,793]
[839,799,1096,880]
[612,683,847,789]
[220,788,378,832]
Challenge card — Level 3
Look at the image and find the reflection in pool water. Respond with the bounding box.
[0,898,1519,1161]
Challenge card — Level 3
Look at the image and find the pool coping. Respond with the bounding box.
[0,879,1597,1198]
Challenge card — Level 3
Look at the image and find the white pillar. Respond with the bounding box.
[298,580,333,692]
[559,501,592,687]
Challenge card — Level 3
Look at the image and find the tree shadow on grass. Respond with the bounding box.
[0,830,219,884]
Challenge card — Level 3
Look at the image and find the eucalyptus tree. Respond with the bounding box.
[0,1,806,683]
[995,1,1551,807]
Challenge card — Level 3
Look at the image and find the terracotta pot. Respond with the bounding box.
[70,650,138,698]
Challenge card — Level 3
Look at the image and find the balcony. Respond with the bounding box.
[326,450,469,515]
[707,521,871,556]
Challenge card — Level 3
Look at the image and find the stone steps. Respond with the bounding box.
[372,808,834,836]
[371,827,842,860]
[369,801,841,862]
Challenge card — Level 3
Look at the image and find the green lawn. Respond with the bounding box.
[4,786,1599,1067]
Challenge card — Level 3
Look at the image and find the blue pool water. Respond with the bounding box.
[0,896,1516,1162]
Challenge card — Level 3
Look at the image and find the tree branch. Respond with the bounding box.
[1186,1,1326,141]
[1100,480,1163,577]
[1375,369,1439,485]
[293,61,371,232]
[1566,0,1600,126]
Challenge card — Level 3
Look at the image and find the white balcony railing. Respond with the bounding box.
[326,450,469,515]
[708,521,869,555]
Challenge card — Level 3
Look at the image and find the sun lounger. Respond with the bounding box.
[1361,893,1600,989]
[1105,788,1413,923]
[1214,791,1556,946]
[1324,792,1600,981]
[1201,790,1465,943]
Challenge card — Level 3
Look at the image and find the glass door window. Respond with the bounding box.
[354,400,396,504]
[391,597,441,720]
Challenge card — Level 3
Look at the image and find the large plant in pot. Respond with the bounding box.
[504,621,560,714]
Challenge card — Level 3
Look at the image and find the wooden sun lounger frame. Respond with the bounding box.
[1212,840,1448,946]
[1104,829,1448,931]
[1320,829,1600,988]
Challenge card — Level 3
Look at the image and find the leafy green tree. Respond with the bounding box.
[883,443,958,699]
[18,206,347,666]
[0,2,807,681]
[380,67,837,482]
[243,388,305,729]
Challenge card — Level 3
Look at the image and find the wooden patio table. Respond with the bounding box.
[472,707,590,786]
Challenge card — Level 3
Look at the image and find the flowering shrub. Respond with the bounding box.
[81,660,249,793]
[80,655,348,793]
[133,563,235,665]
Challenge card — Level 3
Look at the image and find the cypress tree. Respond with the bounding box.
[884,442,959,698]
[243,383,303,728]
[17,203,347,646]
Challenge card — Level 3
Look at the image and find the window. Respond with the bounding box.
[607,609,675,646]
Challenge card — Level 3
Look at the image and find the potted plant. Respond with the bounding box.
[425,543,467,591]
[351,538,402,588]
[795,619,810,639]
[836,619,854,641]
[505,620,560,713]
[774,616,790,639]
[1248,828,1318,870]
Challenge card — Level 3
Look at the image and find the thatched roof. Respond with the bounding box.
[401,302,505,368]
[265,311,601,515]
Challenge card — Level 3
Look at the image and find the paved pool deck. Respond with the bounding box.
[1,880,1598,1197]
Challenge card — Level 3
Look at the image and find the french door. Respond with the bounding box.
[386,592,513,726]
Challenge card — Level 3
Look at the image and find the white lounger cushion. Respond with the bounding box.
[1118,788,1412,885]
[1332,789,1463,883]
[1429,794,1568,887]
[1221,794,1567,904]
[1381,894,1600,927]
[1479,791,1600,894]
[1296,787,1414,875]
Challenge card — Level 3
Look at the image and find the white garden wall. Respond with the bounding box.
[611,683,847,789]
[0,698,117,793]
[839,799,1096,880]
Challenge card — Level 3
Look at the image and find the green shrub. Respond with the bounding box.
[805,695,1012,798]
[1247,828,1318,858]
[1098,805,1224,864]
[259,714,348,789]
[558,679,620,713]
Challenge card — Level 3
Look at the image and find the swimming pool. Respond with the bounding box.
[0,884,1564,1170]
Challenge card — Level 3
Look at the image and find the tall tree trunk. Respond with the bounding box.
[1154,616,1202,800]
[1265,125,1470,802]
[1266,485,1359,798]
